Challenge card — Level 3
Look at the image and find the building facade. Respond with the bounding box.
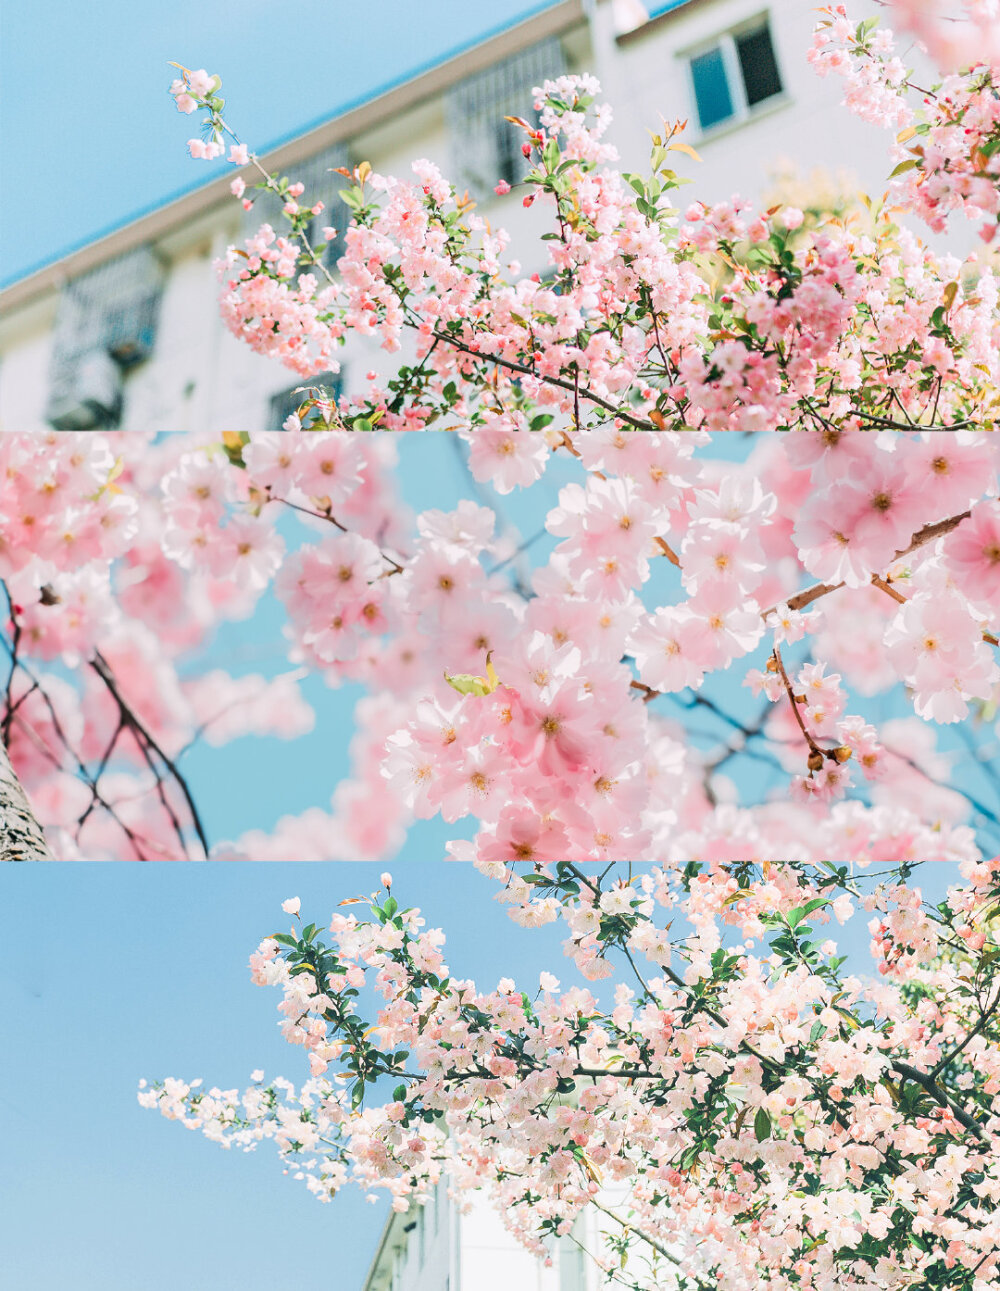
[0,0,916,432]
[362,1177,607,1291]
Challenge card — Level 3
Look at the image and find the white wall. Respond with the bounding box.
[0,318,53,432]
[365,1185,600,1291]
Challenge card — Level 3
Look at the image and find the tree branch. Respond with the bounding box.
[0,739,55,862]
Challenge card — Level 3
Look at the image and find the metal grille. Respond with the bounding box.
[46,245,164,429]
[242,141,352,272]
[447,37,567,197]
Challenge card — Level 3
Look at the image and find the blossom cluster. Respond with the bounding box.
[0,433,400,859]
[167,57,1000,448]
[812,5,1000,244]
[5,429,1000,864]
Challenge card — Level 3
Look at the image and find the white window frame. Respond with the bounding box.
[681,12,787,140]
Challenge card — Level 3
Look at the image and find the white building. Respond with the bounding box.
[0,0,909,431]
[362,1178,608,1291]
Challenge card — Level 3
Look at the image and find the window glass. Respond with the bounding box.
[690,46,734,130]
[495,119,524,188]
[447,37,566,196]
[737,24,782,106]
[268,369,342,431]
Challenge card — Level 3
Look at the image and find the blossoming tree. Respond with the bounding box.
[141,860,1000,1291]
[2,426,1000,862]
[5,4,1000,860]
[135,5,1000,1287]
[0,0,996,1286]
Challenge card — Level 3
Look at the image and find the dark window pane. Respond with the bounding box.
[736,25,782,107]
[690,46,733,130]
[495,121,522,187]
[269,369,343,430]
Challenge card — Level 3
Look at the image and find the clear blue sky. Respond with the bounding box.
[0,0,559,285]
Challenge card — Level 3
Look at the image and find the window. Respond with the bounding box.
[447,37,567,197]
[687,17,783,134]
[689,46,733,131]
[242,142,351,273]
[495,116,525,189]
[736,24,782,106]
[268,369,343,430]
[46,245,164,430]
[47,349,123,431]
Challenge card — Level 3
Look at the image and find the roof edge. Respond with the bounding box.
[0,0,585,315]
[615,0,703,45]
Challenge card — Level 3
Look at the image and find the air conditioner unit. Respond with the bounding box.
[46,348,123,430]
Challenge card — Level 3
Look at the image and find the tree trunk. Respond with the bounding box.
[0,741,54,861]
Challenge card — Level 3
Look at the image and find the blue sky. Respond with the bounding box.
[0,0,559,285]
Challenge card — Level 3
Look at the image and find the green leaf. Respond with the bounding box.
[889,157,919,178]
[786,899,827,928]
[754,1108,772,1141]
[442,655,500,695]
[221,431,250,467]
[393,1084,407,1103]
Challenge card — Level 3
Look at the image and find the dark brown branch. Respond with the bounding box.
[91,652,211,859]
[431,328,660,433]
[891,1060,990,1142]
